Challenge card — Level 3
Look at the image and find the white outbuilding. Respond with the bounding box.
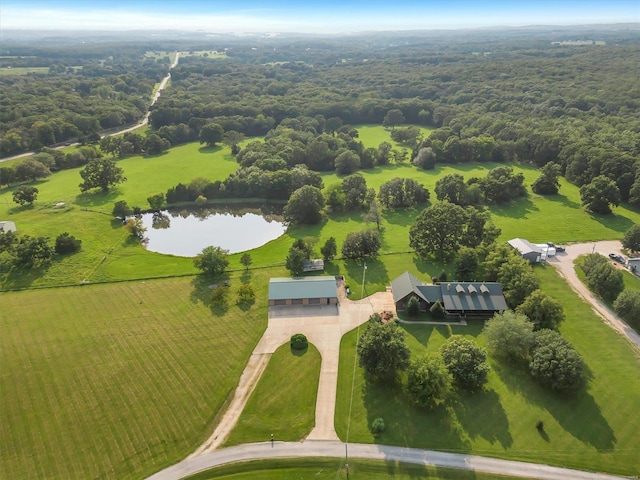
[0,221,16,233]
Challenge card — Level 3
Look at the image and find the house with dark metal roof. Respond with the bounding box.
[391,271,441,312]
[508,238,542,263]
[390,272,507,319]
[268,276,338,306]
[440,281,507,319]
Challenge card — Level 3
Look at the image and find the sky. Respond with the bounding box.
[1,0,639,33]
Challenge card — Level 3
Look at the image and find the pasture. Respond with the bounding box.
[3,126,640,293]
[0,270,275,480]
[335,266,640,476]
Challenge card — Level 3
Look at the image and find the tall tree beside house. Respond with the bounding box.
[357,321,410,382]
[409,201,467,261]
[622,224,640,254]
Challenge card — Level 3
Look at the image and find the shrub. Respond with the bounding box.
[195,195,207,205]
[430,300,444,319]
[237,283,255,305]
[370,417,385,436]
[483,311,534,362]
[406,296,420,316]
[211,284,229,305]
[440,336,489,391]
[529,329,585,394]
[55,233,82,254]
[404,355,451,409]
[613,289,640,330]
[341,229,381,259]
[112,200,132,217]
[290,333,308,351]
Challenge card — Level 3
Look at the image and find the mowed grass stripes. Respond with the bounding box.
[0,273,269,480]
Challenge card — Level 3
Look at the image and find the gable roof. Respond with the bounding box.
[268,276,337,301]
[391,271,427,303]
[416,285,444,303]
[440,282,507,313]
[508,238,542,255]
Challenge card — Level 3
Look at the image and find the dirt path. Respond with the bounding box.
[547,240,640,351]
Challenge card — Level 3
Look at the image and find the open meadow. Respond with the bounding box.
[0,269,278,480]
[3,126,640,296]
[335,266,640,476]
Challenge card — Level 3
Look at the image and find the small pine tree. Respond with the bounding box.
[430,301,444,319]
[406,296,420,316]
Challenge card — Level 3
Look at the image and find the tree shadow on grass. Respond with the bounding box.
[493,361,616,451]
[198,145,223,154]
[1,263,50,289]
[190,274,231,315]
[452,389,513,449]
[75,189,121,208]
[362,380,470,452]
[384,206,425,227]
[587,211,635,235]
[490,196,539,219]
[345,258,389,294]
[290,345,308,357]
[412,254,448,278]
[543,193,581,209]
[381,459,431,478]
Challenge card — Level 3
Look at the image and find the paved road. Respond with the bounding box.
[0,52,181,163]
[547,240,640,351]
[148,440,632,480]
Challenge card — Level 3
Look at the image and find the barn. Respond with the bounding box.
[507,238,542,263]
[268,276,338,306]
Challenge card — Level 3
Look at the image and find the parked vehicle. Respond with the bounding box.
[608,253,625,263]
[547,242,566,252]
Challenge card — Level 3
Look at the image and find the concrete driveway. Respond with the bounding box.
[193,286,395,453]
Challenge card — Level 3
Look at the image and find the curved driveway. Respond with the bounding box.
[548,240,640,350]
[148,440,631,480]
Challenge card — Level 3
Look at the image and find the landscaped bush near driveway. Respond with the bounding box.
[290,333,308,351]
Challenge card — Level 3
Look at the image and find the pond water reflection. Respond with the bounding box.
[137,204,287,257]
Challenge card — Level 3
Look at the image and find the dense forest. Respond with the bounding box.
[1,27,639,204]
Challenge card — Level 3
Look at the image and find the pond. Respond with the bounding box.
[136,204,287,257]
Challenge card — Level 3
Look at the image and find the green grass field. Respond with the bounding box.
[0,270,277,480]
[335,265,640,476]
[0,66,49,75]
[225,342,321,446]
[3,126,640,292]
[184,458,527,480]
